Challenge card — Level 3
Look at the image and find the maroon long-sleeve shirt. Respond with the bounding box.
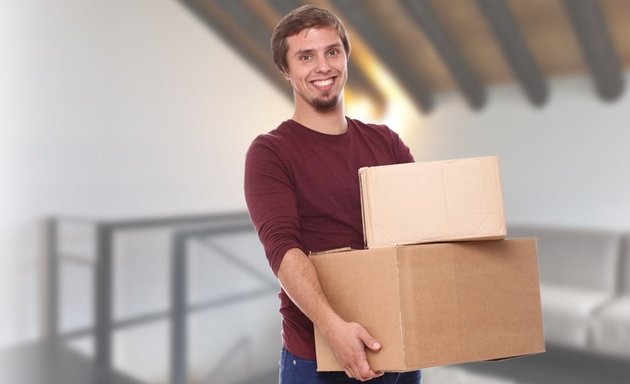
[244,117,414,359]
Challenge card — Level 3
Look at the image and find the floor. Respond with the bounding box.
[458,345,630,384]
[234,346,630,384]
[2,342,628,384]
[0,339,144,384]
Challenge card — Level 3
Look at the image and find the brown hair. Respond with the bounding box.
[271,5,350,74]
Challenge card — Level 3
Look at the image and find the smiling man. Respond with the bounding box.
[244,5,420,383]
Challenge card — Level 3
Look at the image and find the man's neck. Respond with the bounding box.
[292,104,347,135]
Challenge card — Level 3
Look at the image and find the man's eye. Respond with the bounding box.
[328,49,339,56]
[299,55,312,61]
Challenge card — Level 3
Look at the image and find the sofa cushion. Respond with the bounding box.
[589,295,630,359]
[540,284,611,349]
[620,235,630,294]
[508,225,621,293]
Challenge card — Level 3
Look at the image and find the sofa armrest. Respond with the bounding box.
[540,284,612,349]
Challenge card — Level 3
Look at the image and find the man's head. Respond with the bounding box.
[271,5,351,113]
[271,5,351,76]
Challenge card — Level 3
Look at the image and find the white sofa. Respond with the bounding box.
[589,234,630,359]
[508,225,629,359]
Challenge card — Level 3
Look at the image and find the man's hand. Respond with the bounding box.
[275,249,383,380]
[325,320,383,381]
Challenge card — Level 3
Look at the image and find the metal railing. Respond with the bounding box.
[170,222,277,384]
[47,211,275,383]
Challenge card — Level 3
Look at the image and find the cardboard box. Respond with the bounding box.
[312,238,545,371]
[359,156,506,248]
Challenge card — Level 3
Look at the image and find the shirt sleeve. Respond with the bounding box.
[244,136,305,275]
[386,126,415,164]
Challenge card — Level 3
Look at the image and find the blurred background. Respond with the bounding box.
[1,0,630,383]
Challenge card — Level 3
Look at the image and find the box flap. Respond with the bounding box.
[311,247,407,371]
[398,239,545,369]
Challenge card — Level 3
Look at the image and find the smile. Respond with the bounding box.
[312,78,334,88]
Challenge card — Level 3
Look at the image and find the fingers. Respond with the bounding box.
[346,366,383,381]
[345,365,375,381]
[348,326,383,380]
[357,358,383,380]
[345,350,383,381]
[332,322,384,381]
[358,327,382,352]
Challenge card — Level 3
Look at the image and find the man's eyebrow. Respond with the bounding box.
[293,48,315,57]
[293,43,343,56]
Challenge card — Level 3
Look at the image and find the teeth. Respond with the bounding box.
[313,79,333,87]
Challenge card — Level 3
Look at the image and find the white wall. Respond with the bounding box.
[405,74,630,230]
[1,0,291,350]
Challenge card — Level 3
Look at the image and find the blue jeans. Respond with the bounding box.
[279,348,422,384]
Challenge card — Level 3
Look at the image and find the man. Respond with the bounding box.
[244,5,420,383]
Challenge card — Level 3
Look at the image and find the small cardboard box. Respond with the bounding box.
[359,156,506,248]
[312,238,545,372]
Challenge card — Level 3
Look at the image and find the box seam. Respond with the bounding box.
[359,167,371,248]
[395,248,408,369]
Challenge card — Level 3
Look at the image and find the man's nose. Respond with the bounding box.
[314,55,332,72]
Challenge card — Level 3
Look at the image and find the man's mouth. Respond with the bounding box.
[311,78,335,89]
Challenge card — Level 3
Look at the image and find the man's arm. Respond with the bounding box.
[245,138,381,380]
[277,247,383,381]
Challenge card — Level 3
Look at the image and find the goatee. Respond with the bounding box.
[312,94,340,112]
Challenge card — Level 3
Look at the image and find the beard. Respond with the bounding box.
[311,93,340,112]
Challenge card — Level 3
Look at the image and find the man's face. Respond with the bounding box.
[283,27,348,112]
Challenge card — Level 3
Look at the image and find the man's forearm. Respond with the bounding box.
[276,247,342,336]
[276,247,382,381]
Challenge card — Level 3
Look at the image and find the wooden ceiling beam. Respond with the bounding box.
[562,0,625,101]
[328,0,434,113]
[400,0,486,110]
[182,0,628,112]
[214,0,271,53]
[475,0,549,106]
[178,0,292,99]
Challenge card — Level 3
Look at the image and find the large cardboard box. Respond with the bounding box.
[312,238,545,372]
[359,156,506,248]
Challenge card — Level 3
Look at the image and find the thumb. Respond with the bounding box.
[359,328,381,351]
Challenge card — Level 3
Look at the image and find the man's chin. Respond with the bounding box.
[312,96,340,112]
